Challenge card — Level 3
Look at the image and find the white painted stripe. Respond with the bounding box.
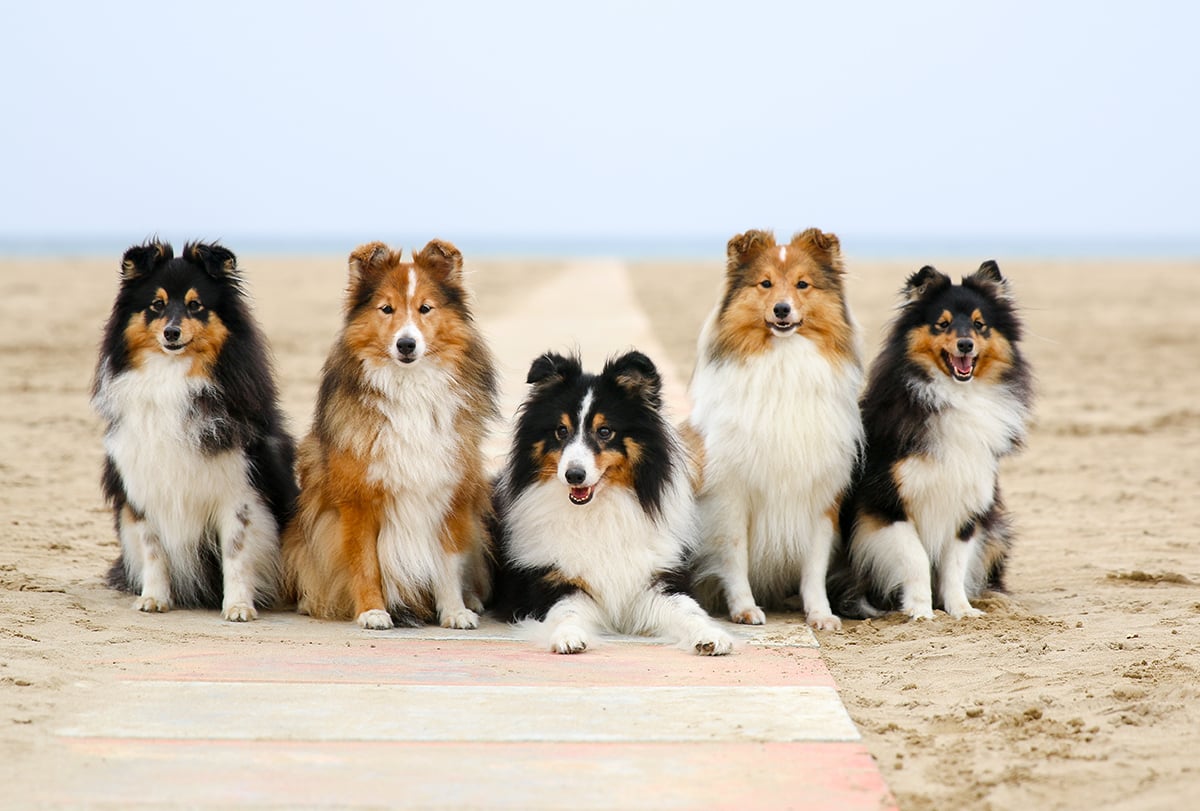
[59,683,859,743]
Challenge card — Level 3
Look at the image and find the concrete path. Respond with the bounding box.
[30,260,896,809]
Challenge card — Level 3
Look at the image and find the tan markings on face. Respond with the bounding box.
[906,321,958,379]
[715,248,853,362]
[535,437,563,483]
[344,266,409,363]
[972,320,1014,382]
[185,310,229,377]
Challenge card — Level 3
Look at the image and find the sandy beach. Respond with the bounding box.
[2,250,1197,810]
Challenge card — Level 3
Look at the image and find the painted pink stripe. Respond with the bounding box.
[106,640,838,688]
[49,739,896,811]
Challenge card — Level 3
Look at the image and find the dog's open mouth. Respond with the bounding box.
[161,342,189,354]
[944,351,977,381]
[768,320,799,336]
[568,486,594,506]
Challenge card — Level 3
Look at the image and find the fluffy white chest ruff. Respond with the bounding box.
[898,378,1028,554]
[363,360,468,591]
[691,336,863,525]
[95,356,254,542]
[507,476,693,620]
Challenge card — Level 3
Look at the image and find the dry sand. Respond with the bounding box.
[2,251,1198,810]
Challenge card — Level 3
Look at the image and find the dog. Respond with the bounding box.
[836,261,1033,620]
[688,228,864,631]
[282,240,498,630]
[491,350,734,656]
[92,240,297,621]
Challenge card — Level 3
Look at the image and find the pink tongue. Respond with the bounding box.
[570,487,590,500]
[951,355,973,375]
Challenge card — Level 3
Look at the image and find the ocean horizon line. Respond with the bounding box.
[1,233,1197,261]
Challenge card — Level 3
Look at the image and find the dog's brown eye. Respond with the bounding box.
[380,304,394,315]
[973,320,986,331]
[596,426,614,441]
[760,279,772,289]
[935,320,950,332]
[187,300,203,314]
[149,299,165,314]
[796,280,809,290]
[419,304,433,315]
[555,425,570,441]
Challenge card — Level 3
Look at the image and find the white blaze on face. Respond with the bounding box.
[558,388,600,488]
[392,268,426,363]
[779,245,787,264]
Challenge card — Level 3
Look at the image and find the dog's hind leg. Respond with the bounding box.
[700,492,762,624]
[852,516,934,620]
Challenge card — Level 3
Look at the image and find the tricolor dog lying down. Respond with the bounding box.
[491,351,733,655]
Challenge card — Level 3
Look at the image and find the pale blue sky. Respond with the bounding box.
[2,1,1197,255]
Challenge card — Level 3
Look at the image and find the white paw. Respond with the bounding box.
[946,603,985,619]
[730,605,766,625]
[904,603,936,621]
[693,629,735,656]
[357,609,394,630]
[550,625,589,654]
[807,612,843,632]
[222,602,258,622]
[440,607,480,630]
[134,595,170,613]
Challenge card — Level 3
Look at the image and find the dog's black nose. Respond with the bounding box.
[565,466,587,486]
[773,302,791,319]
[957,337,975,354]
[396,336,417,356]
[163,325,182,343]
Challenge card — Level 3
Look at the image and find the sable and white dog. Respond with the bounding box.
[282,240,498,630]
[689,229,864,631]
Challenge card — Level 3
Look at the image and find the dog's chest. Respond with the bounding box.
[898,382,1026,537]
[691,337,862,486]
[98,357,247,516]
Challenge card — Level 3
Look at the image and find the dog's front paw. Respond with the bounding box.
[693,629,734,656]
[806,612,842,632]
[945,602,985,620]
[730,605,766,625]
[440,607,480,630]
[134,595,170,613]
[550,625,589,654]
[904,603,935,621]
[356,609,394,630]
[222,602,258,622]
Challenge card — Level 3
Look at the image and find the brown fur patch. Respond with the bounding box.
[676,422,705,492]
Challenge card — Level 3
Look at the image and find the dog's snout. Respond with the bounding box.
[163,325,182,343]
[564,466,587,486]
[956,337,975,354]
[773,302,792,319]
[396,336,418,356]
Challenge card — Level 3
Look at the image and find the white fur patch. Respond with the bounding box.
[361,358,473,619]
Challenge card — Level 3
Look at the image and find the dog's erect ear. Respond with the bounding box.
[604,350,662,410]
[726,230,775,273]
[120,240,173,281]
[347,241,392,289]
[791,228,843,270]
[183,242,238,281]
[902,266,951,302]
[964,259,1011,300]
[416,239,463,284]
[526,352,582,388]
